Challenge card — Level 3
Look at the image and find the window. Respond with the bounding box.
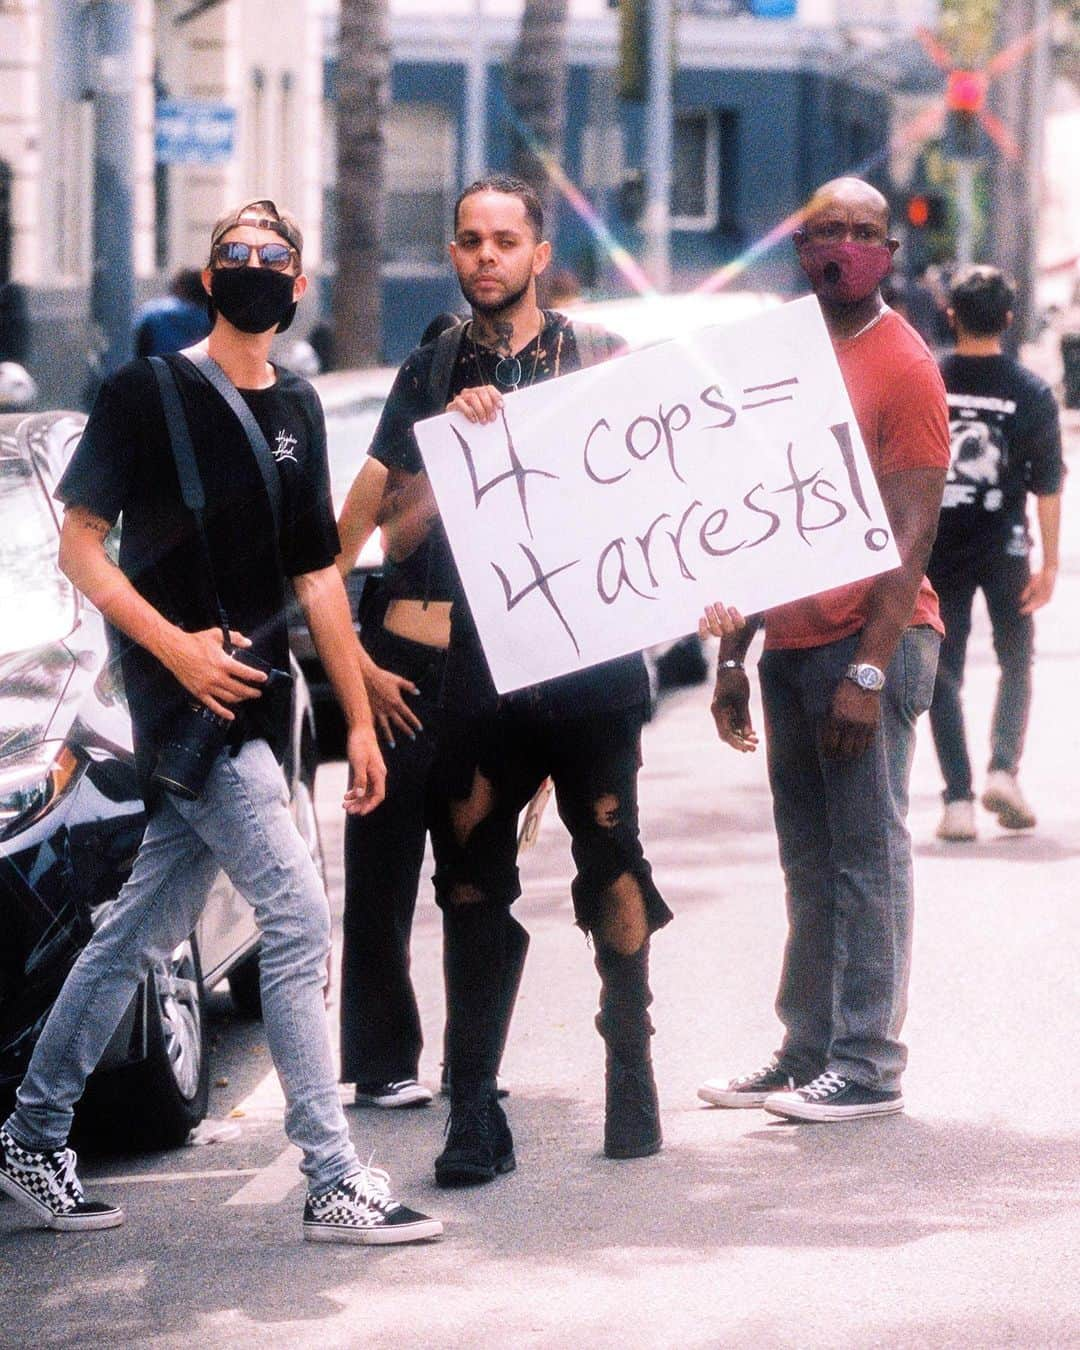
[671,110,719,230]
[383,103,457,268]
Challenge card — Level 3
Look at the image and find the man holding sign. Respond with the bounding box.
[698,178,949,1122]
[370,177,669,1185]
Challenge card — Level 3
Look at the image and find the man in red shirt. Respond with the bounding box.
[697,177,949,1121]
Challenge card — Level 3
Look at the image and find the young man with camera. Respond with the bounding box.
[0,200,441,1246]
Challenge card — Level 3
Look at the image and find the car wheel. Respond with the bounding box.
[96,935,210,1150]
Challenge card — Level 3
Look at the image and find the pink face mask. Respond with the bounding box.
[797,240,894,303]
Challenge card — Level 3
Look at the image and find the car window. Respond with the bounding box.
[0,445,77,657]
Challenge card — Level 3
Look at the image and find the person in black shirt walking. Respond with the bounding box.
[0,199,441,1246]
[371,176,669,1185]
[929,266,1065,840]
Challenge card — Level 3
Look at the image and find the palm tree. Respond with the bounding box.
[333,0,390,367]
[506,0,570,241]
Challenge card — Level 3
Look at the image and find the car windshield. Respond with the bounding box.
[0,446,77,657]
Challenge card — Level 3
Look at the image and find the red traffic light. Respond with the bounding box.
[905,192,946,230]
[947,69,987,114]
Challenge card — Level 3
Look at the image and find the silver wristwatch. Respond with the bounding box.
[844,662,886,693]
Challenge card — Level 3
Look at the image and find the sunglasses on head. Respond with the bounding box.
[212,241,297,271]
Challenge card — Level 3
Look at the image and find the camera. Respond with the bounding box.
[152,648,292,801]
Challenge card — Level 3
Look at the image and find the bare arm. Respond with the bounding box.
[292,564,386,814]
[822,464,946,760]
[336,456,387,578]
[1020,492,1062,614]
[59,506,265,719]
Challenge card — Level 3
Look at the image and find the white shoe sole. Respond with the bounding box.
[353,1087,434,1109]
[980,787,1035,830]
[0,1171,124,1230]
[697,1085,770,1108]
[763,1096,904,1123]
[303,1216,443,1245]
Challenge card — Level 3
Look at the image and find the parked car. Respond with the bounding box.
[0,410,324,1150]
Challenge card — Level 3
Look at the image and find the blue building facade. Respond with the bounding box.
[372,12,893,361]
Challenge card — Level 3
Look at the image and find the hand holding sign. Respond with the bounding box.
[414,296,899,695]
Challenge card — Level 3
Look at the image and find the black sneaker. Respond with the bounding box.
[303,1166,442,1245]
[434,1097,516,1187]
[763,1071,903,1122]
[0,1126,123,1231]
[352,1079,433,1109]
[697,1061,798,1108]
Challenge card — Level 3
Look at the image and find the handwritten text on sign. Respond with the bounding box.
[415,295,900,694]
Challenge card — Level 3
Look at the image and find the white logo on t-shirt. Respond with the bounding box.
[272,430,298,464]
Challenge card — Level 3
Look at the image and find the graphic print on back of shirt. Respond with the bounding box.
[943,392,1016,513]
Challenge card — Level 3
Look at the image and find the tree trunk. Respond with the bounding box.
[506,0,570,242]
[333,0,390,368]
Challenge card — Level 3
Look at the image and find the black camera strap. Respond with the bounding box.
[149,355,233,641]
[178,347,283,540]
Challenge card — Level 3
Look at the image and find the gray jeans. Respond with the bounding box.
[5,738,358,1193]
[760,627,940,1092]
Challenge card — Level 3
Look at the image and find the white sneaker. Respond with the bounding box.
[981,770,1036,830]
[303,1166,442,1245]
[352,1079,434,1109]
[936,800,976,842]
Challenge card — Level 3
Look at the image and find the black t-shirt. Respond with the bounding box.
[369,312,649,717]
[56,354,339,788]
[931,353,1065,571]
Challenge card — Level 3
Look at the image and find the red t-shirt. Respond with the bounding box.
[764,308,949,650]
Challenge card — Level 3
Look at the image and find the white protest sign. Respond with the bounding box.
[415,295,900,694]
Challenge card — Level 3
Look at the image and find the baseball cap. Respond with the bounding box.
[209,198,303,260]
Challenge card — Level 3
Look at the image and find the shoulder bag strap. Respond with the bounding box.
[178,346,283,540]
[148,355,232,639]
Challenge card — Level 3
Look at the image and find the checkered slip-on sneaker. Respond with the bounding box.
[303,1166,442,1245]
[0,1127,123,1231]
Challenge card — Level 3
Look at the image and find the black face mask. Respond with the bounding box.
[209,267,297,334]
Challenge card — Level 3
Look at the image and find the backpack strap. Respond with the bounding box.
[427,321,467,410]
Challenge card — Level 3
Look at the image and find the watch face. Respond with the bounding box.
[857,665,884,691]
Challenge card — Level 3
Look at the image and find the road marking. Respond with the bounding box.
[225,1144,303,1206]
[93,1168,260,1186]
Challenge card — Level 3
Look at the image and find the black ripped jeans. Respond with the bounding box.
[430,700,669,1098]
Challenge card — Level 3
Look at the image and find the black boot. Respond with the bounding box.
[435,1092,516,1187]
[594,943,662,1160]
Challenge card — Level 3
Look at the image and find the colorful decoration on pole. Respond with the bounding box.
[945,70,987,158]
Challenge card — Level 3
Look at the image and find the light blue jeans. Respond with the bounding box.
[5,739,358,1193]
[760,626,940,1092]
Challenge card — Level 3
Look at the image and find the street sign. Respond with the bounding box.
[155,100,236,165]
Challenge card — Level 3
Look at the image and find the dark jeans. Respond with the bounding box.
[761,627,940,1091]
[431,701,669,1095]
[339,626,444,1085]
[927,553,1034,802]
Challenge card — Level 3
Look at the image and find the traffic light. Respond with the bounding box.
[945,69,986,158]
[905,191,948,232]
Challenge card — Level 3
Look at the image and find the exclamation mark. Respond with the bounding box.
[829,421,890,553]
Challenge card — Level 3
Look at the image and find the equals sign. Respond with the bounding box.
[742,377,799,411]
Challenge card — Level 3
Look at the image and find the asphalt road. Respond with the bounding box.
[2,422,1077,1350]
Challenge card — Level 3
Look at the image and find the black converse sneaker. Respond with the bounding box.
[763,1070,904,1122]
[697,1060,799,1108]
[303,1165,442,1245]
[0,1126,123,1231]
[352,1080,434,1109]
